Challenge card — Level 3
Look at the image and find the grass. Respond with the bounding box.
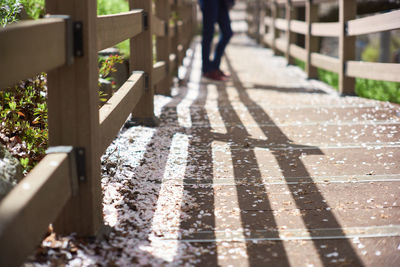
[294,59,400,104]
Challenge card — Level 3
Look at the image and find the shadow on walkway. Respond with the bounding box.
[217,55,363,266]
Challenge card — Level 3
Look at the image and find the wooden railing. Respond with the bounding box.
[246,0,400,95]
[0,0,196,266]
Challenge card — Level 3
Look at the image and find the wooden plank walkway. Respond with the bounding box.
[167,33,400,266]
[25,6,400,267]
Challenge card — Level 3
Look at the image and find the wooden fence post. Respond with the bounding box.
[339,0,356,95]
[128,0,156,126]
[271,0,278,55]
[171,2,179,75]
[255,0,261,43]
[305,0,318,78]
[45,0,103,236]
[286,0,296,65]
[246,0,252,37]
[155,0,172,96]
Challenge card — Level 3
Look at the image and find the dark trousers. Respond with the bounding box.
[200,0,233,73]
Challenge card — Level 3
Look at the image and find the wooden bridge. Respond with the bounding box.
[0,0,400,266]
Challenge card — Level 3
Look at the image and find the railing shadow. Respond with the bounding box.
[223,55,364,266]
[101,42,219,265]
[215,82,292,266]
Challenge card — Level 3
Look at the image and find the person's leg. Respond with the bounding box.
[201,0,218,73]
[213,0,233,71]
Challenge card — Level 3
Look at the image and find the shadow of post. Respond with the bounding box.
[223,56,363,266]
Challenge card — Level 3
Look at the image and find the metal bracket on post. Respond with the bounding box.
[44,15,83,62]
[144,72,150,91]
[131,71,149,91]
[46,146,86,196]
[143,11,149,31]
[344,22,349,35]
[164,21,169,36]
[73,21,84,57]
[45,15,73,65]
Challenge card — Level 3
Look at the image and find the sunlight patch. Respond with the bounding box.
[143,133,189,262]
[206,84,228,134]
[226,86,268,140]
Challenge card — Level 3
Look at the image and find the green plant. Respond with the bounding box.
[0,74,48,172]
[98,54,124,104]
[99,54,124,80]
[0,0,22,26]
[318,68,339,90]
[362,44,379,62]
[97,0,129,15]
[356,78,400,103]
[20,0,44,19]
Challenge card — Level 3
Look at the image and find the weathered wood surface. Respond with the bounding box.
[151,31,400,266]
[339,0,356,95]
[97,10,143,51]
[347,9,400,36]
[45,0,103,236]
[99,72,144,153]
[129,0,155,121]
[155,0,172,95]
[0,153,71,267]
[0,18,66,88]
[347,61,400,83]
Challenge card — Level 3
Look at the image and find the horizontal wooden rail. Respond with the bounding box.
[311,22,339,37]
[311,53,340,73]
[153,61,167,85]
[263,34,273,47]
[346,61,400,82]
[0,18,67,88]
[248,0,400,91]
[347,9,400,36]
[97,10,143,51]
[275,18,287,31]
[152,15,167,37]
[290,19,307,35]
[275,38,287,53]
[264,16,271,26]
[279,0,337,6]
[99,72,144,153]
[0,153,71,267]
[290,44,307,62]
[0,0,196,265]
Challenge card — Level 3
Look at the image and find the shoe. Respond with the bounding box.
[217,69,231,78]
[203,70,227,81]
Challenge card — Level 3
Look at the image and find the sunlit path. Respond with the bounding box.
[23,2,400,267]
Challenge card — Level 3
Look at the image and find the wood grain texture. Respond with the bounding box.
[130,0,155,119]
[97,10,143,51]
[155,0,172,95]
[152,61,167,86]
[347,9,400,36]
[290,20,307,35]
[290,44,307,61]
[306,0,319,78]
[152,14,166,37]
[339,0,356,94]
[311,22,340,37]
[45,0,103,236]
[0,18,66,88]
[311,53,340,73]
[99,72,144,153]
[346,61,400,82]
[0,153,71,267]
